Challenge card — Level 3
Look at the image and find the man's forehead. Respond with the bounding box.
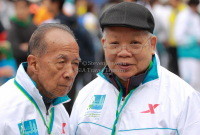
[106,27,148,38]
[45,28,75,42]
[44,29,77,48]
[47,45,79,55]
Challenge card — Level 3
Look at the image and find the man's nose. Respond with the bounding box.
[117,46,132,57]
[63,64,76,79]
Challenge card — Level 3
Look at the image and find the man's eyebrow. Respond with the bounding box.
[56,55,81,62]
[74,57,81,62]
[56,55,66,59]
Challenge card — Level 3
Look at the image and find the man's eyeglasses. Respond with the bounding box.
[103,37,151,54]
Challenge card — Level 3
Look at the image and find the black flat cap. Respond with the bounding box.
[99,2,155,33]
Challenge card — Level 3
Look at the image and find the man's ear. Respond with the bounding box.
[102,38,105,50]
[27,55,39,74]
[150,35,157,55]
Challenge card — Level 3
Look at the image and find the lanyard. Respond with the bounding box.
[111,79,135,135]
[14,79,54,134]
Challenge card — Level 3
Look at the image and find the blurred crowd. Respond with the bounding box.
[0,0,200,114]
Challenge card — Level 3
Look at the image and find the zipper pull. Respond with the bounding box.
[46,110,49,115]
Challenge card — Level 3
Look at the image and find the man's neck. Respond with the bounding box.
[42,94,54,111]
[117,68,148,87]
[27,66,56,100]
[117,77,127,87]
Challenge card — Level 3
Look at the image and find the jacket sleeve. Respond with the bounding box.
[0,111,5,135]
[177,91,200,135]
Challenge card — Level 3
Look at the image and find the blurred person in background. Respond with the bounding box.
[165,0,186,76]
[174,0,200,92]
[7,0,37,67]
[46,0,95,114]
[0,0,16,30]
[0,21,16,86]
[28,0,40,18]
[33,0,53,26]
[76,0,98,31]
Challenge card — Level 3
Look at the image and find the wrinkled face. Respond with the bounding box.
[15,0,30,21]
[102,27,156,82]
[36,29,80,99]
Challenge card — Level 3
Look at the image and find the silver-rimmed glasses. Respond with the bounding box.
[103,37,151,54]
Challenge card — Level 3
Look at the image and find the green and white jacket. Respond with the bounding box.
[0,63,70,135]
[70,54,200,135]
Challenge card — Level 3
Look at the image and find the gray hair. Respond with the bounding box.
[102,28,107,39]
[28,23,75,57]
[102,28,152,39]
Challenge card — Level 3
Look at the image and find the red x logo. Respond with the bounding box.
[140,104,159,114]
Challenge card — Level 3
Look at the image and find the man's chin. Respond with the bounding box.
[51,90,69,99]
[62,88,72,96]
[57,91,70,98]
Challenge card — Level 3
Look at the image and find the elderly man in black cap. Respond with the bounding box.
[70,2,200,135]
